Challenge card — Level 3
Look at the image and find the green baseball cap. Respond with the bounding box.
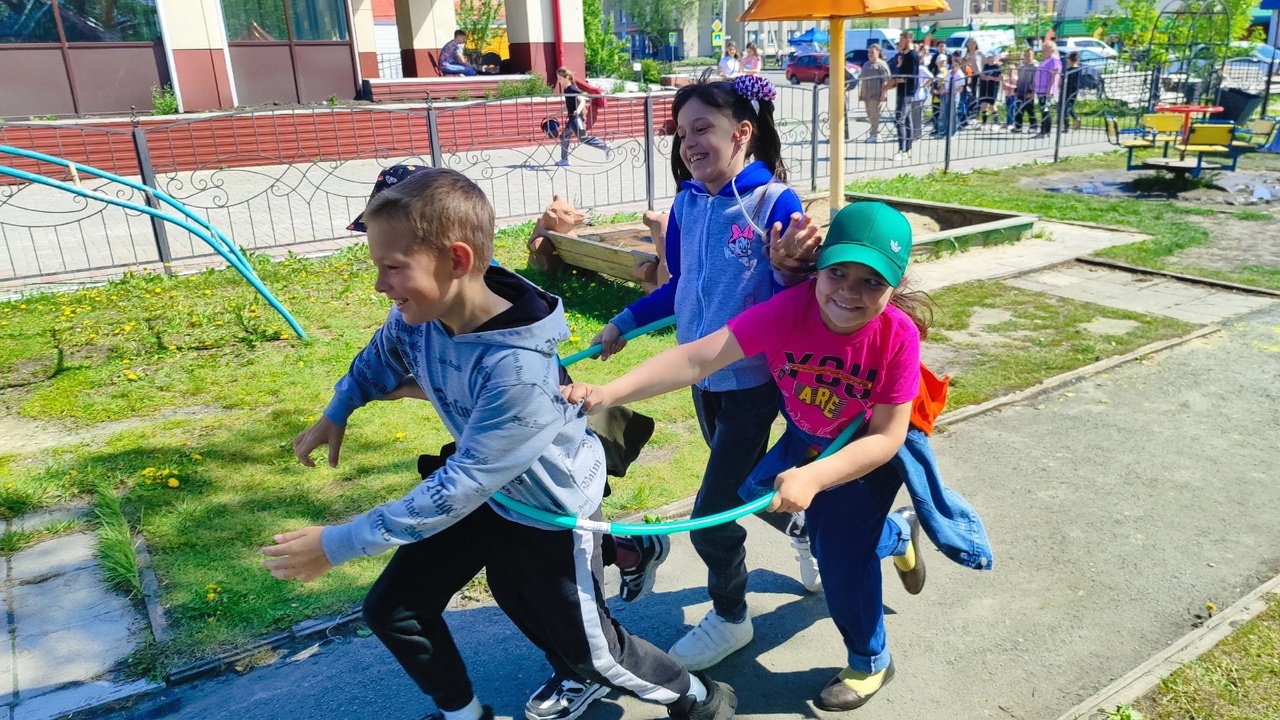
[817,201,913,286]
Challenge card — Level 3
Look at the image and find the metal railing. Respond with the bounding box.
[1,66,1270,288]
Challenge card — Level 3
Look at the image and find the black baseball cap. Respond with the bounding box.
[347,163,433,233]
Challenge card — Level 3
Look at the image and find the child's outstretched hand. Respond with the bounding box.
[769,467,820,513]
[590,323,627,361]
[769,212,821,273]
[294,417,346,468]
[261,527,333,583]
[560,383,611,415]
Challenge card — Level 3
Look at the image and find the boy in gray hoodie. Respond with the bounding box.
[261,168,735,720]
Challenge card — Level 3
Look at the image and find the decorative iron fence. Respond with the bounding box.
[1,66,1271,288]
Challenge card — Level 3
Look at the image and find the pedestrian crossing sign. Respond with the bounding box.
[712,31,723,47]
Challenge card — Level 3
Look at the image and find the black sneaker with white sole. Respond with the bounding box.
[668,672,737,720]
[525,673,609,720]
[616,534,670,602]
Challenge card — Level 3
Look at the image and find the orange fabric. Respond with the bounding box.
[910,362,949,435]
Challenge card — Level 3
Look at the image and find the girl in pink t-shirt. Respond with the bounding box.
[564,201,931,710]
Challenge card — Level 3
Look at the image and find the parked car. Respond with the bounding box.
[786,52,861,86]
[1059,37,1119,59]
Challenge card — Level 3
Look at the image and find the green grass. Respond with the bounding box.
[1133,593,1280,720]
[927,282,1194,410]
[848,152,1280,291]
[0,203,1207,668]
[96,483,143,597]
[0,517,83,554]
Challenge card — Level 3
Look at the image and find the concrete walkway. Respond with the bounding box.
[99,301,1280,720]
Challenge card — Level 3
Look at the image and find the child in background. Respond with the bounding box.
[590,74,822,675]
[555,67,613,167]
[564,201,992,710]
[264,168,736,720]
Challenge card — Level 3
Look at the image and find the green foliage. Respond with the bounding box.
[640,58,667,84]
[454,90,473,101]
[495,75,551,98]
[583,0,630,78]
[151,84,178,116]
[456,0,504,65]
[325,94,340,106]
[1100,706,1145,720]
[611,79,629,94]
[96,484,143,597]
[617,0,698,53]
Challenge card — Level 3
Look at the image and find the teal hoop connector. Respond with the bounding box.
[491,314,864,534]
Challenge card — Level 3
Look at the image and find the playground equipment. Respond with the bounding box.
[0,145,306,338]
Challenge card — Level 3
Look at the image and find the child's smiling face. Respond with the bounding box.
[676,97,749,191]
[814,262,893,334]
[366,218,456,326]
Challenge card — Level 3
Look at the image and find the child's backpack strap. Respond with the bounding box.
[910,362,950,435]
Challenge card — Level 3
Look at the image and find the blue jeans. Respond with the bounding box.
[934,92,959,137]
[689,382,780,624]
[740,422,909,673]
[442,63,476,76]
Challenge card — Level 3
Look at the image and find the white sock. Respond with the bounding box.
[687,674,708,702]
[442,697,483,720]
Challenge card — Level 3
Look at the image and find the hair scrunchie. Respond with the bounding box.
[732,75,777,114]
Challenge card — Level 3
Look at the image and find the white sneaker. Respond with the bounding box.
[668,610,753,671]
[792,535,822,593]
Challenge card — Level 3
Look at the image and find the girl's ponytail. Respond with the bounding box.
[889,275,934,340]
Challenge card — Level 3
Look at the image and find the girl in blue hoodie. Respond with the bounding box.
[588,75,822,676]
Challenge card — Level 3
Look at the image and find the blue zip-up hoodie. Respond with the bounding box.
[320,267,607,566]
[609,161,802,391]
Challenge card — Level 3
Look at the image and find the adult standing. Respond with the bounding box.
[1033,40,1061,139]
[440,29,476,76]
[888,30,920,159]
[858,44,891,143]
[718,42,743,78]
[962,38,983,128]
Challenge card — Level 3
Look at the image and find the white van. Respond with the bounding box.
[944,29,1015,56]
[844,28,898,57]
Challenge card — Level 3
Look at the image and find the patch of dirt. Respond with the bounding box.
[1019,168,1280,207]
[921,342,982,378]
[1080,318,1142,336]
[1172,215,1280,273]
[923,306,1018,376]
[0,406,223,456]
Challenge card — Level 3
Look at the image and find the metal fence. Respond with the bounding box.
[1,65,1273,288]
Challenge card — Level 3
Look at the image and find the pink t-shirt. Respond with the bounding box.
[727,279,921,439]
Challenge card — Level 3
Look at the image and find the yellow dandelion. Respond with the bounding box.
[304,416,315,423]
[296,361,304,367]
[167,478,180,488]
[1,321,8,327]
[4,482,14,490]
[206,583,218,590]
[141,467,156,476]
[394,432,407,440]
[206,592,217,601]
[121,359,131,365]
[190,453,202,461]
[203,290,212,296]
[67,469,77,475]
[168,345,177,351]
[569,336,581,343]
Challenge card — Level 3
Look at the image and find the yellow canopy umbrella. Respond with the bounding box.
[739,0,950,215]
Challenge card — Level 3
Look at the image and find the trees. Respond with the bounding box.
[583,0,629,77]
[617,0,698,55]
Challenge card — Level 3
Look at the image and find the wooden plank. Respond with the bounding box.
[546,231,656,280]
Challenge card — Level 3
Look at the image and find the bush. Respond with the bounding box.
[151,84,178,116]
[495,75,552,98]
[640,58,666,84]
[611,79,629,94]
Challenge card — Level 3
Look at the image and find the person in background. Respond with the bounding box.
[1063,51,1083,132]
[719,42,743,78]
[977,49,1003,130]
[887,30,920,160]
[742,43,763,75]
[961,38,983,129]
[1033,40,1061,139]
[440,29,476,77]
[1011,48,1038,133]
[858,44,892,143]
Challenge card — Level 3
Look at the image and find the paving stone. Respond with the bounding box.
[10,533,96,583]
[1023,270,1086,288]
[1004,278,1058,294]
[13,679,158,720]
[1,630,13,707]
[12,567,135,634]
[14,609,143,700]
[1159,307,1227,324]
[11,502,92,533]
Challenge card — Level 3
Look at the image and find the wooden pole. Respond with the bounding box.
[829,17,846,217]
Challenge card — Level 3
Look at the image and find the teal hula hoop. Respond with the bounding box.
[490,315,864,535]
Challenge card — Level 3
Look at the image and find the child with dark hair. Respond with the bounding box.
[1064,51,1082,131]
[583,72,836,685]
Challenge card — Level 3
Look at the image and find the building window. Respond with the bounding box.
[1,0,159,44]
[289,0,348,41]
[222,0,288,41]
[221,0,348,42]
